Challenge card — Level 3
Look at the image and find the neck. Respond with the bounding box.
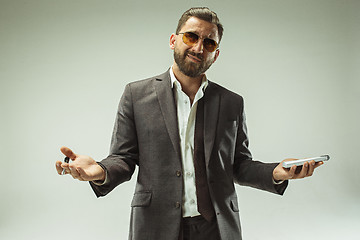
[172,63,204,103]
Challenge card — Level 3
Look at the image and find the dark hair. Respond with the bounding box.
[176,7,224,44]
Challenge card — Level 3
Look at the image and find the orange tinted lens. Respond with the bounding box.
[183,32,199,45]
[203,38,218,52]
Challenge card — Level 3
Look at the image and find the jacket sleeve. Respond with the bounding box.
[232,96,288,195]
[90,84,138,197]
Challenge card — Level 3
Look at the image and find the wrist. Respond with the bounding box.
[95,162,106,181]
[272,168,284,182]
[272,177,284,185]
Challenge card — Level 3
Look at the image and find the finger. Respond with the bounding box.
[307,160,316,176]
[68,163,85,180]
[60,146,77,160]
[314,161,324,169]
[295,165,302,174]
[55,161,63,175]
[289,165,297,179]
[298,162,309,178]
[69,166,82,180]
[61,162,71,175]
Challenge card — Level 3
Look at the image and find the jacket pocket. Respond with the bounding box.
[230,198,239,212]
[131,191,152,207]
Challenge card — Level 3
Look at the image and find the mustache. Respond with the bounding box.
[185,50,203,61]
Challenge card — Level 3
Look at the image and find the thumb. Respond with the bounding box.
[60,146,77,160]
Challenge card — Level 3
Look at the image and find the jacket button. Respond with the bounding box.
[176,170,182,177]
[175,202,181,208]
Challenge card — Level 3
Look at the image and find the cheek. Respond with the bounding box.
[205,54,216,64]
[172,40,181,51]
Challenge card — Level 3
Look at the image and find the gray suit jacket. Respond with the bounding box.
[90,70,288,240]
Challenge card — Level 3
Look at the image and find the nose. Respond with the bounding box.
[192,39,204,53]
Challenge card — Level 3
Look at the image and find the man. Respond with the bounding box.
[55,7,323,240]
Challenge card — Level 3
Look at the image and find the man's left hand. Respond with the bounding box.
[273,159,324,182]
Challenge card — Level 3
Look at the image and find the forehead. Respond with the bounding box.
[179,17,219,41]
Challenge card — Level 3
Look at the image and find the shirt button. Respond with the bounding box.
[186,172,192,177]
[176,170,182,177]
[175,202,181,208]
[190,199,195,204]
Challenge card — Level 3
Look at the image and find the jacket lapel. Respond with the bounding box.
[153,71,181,160]
[153,72,220,166]
[203,81,220,166]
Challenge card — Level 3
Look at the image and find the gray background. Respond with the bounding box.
[1,0,359,239]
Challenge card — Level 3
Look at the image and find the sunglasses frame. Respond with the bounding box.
[178,32,219,52]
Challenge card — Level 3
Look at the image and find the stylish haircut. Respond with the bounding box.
[176,7,224,44]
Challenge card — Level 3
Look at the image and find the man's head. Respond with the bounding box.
[170,7,223,78]
[176,7,224,44]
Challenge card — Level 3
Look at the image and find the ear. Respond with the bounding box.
[169,33,176,50]
[213,49,220,63]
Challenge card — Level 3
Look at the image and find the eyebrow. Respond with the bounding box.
[186,30,217,41]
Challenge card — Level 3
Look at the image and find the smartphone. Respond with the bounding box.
[282,155,330,169]
[61,157,70,175]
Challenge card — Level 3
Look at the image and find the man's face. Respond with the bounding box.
[170,17,220,78]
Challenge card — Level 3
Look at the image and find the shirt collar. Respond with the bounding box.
[170,66,208,92]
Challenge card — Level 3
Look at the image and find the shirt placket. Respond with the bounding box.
[184,101,198,214]
[172,75,207,217]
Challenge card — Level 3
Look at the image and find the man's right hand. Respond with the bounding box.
[55,146,105,182]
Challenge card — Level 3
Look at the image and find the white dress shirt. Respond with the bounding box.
[169,67,208,218]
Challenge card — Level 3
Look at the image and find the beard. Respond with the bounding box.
[173,48,214,78]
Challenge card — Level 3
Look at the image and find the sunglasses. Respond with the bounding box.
[178,32,219,52]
